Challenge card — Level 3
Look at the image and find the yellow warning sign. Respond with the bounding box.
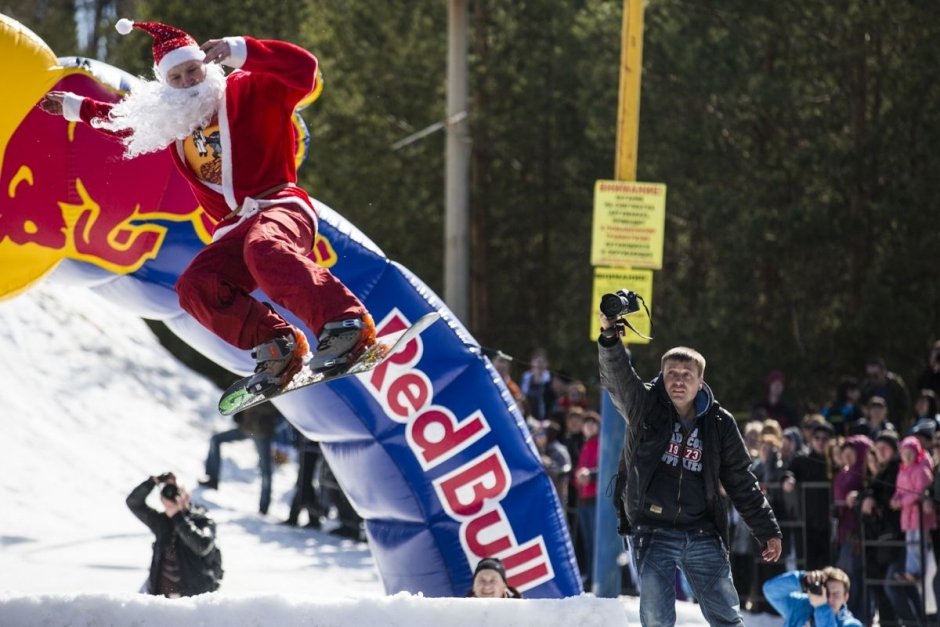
[591,180,666,269]
[590,267,653,345]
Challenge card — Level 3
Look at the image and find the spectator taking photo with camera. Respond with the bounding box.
[125,473,223,598]
[597,300,781,627]
[763,567,862,627]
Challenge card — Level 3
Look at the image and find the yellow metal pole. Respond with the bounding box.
[614,0,645,182]
[594,0,646,599]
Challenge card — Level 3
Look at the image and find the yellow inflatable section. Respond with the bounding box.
[0,16,61,171]
[0,15,67,299]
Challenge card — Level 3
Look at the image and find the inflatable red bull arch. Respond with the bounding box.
[0,15,581,597]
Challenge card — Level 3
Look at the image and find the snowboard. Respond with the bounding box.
[218,311,441,416]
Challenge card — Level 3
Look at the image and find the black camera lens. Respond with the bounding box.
[600,293,625,318]
[600,290,640,318]
[160,484,180,500]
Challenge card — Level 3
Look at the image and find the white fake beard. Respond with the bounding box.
[94,63,227,158]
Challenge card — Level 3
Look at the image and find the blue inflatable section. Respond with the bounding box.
[43,58,581,599]
[52,201,581,597]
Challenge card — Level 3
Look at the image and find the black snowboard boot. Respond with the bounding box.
[310,314,376,373]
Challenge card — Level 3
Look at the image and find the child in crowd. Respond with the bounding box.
[890,436,937,581]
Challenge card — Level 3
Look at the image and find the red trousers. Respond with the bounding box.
[176,205,365,350]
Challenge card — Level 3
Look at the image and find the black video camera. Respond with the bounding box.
[600,289,641,319]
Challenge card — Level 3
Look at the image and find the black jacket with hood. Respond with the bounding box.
[598,338,781,547]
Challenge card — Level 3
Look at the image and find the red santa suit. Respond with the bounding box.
[69,36,366,350]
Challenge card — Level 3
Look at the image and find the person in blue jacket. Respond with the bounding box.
[763,567,862,627]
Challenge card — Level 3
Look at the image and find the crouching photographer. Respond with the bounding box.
[126,473,223,597]
[763,567,862,627]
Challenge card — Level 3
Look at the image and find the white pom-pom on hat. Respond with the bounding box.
[115,18,134,35]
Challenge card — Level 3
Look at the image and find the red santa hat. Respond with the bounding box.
[115,18,205,78]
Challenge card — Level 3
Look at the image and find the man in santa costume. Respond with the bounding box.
[40,19,375,395]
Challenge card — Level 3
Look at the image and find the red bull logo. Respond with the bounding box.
[1,71,335,296]
[0,68,212,298]
[360,309,555,593]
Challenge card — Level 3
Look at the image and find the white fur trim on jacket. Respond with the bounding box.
[222,37,247,69]
[217,90,237,211]
[62,93,85,122]
[211,196,317,242]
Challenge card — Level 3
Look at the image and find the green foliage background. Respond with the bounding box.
[3,0,938,413]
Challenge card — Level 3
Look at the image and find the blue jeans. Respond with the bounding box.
[885,559,924,626]
[204,427,272,513]
[631,527,744,627]
[577,499,597,587]
[906,529,924,575]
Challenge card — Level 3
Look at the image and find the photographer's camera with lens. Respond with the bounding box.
[160,483,180,500]
[599,289,652,340]
[600,289,640,319]
[803,572,827,596]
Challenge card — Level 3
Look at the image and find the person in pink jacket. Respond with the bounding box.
[890,435,937,580]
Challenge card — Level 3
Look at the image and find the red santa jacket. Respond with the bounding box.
[72,36,318,237]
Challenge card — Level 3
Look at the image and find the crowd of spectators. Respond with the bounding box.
[197,410,366,541]
[735,345,940,625]
[497,340,940,622]
[496,347,606,590]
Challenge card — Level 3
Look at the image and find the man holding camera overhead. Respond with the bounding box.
[763,567,862,627]
[126,473,222,597]
[598,300,781,626]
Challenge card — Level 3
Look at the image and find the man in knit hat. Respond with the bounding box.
[38,19,375,395]
[466,557,522,599]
